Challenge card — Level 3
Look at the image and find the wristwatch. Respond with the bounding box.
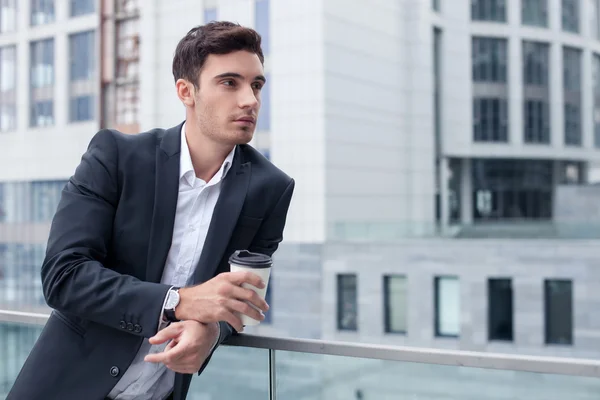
[164,287,181,322]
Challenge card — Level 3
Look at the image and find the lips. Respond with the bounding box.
[235,116,256,124]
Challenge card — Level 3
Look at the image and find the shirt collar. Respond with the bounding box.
[180,122,235,185]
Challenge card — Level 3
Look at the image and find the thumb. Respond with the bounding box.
[149,323,183,345]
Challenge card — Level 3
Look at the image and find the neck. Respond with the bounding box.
[185,121,234,182]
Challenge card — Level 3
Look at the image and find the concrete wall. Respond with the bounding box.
[321,239,600,359]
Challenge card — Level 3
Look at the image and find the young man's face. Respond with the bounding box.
[192,50,265,146]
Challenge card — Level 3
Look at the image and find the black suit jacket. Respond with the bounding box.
[7,122,294,400]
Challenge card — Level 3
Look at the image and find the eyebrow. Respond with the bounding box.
[213,72,266,83]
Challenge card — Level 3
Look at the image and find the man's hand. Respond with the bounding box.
[175,271,269,332]
[144,320,219,374]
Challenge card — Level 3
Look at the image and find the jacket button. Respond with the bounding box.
[110,366,120,377]
[134,324,142,333]
[127,323,134,331]
[119,321,126,329]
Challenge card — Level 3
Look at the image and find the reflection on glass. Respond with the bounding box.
[435,276,460,337]
[275,350,600,400]
[337,274,358,331]
[188,346,269,399]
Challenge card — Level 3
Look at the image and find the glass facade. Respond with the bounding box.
[204,7,217,23]
[255,0,269,55]
[522,0,548,27]
[30,0,54,26]
[472,0,507,22]
[562,0,580,33]
[30,38,54,128]
[563,46,582,146]
[0,45,16,132]
[0,0,17,33]
[384,275,408,334]
[472,37,509,142]
[594,54,600,147]
[488,278,513,341]
[435,276,460,337]
[70,0,95,17]
[472,159,553,220]
[523,41,550,144]
[0,181,65,306]
[545,280,573,345]
[69,30,96,122]
[337,274,358,331]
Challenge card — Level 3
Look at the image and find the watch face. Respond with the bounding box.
[165,290,180,309]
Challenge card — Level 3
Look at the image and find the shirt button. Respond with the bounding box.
[110,366,120,377]
[134,324,142,333]
[119,321,126,329]
[127,323,134,331]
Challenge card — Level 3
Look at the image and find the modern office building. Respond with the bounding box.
[2,0,600,371]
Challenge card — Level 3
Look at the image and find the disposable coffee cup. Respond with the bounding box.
[229,250,272,326]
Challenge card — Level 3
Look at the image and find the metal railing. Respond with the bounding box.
[2,308,600,380]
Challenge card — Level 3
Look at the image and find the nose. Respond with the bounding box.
[238,85,259,110]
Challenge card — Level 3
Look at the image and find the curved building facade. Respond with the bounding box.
[436,0,600,230]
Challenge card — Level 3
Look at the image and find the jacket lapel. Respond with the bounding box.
[145,123,182,283]
[193,146,251,283]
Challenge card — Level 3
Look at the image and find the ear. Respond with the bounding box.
[176,79,196,107]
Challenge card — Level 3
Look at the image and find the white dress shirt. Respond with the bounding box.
[108,123,235,400]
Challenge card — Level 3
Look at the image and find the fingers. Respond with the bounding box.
[226,298,264,323]
[224,271,266,290]
[149,323,184,345]
[145,343,180,364]
[215,308,244,333]
[227,285,269,312]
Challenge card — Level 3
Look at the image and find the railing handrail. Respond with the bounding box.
[2,309,600,378]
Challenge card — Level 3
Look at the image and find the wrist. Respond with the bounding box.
[174,287,190,320]
[164,286,181,322]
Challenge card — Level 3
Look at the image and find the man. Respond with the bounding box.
[8,21,294,400]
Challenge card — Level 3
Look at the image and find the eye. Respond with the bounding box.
[222,80,236,87]
[252,82,264,90]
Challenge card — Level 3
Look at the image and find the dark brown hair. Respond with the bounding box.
[172,21,264,87]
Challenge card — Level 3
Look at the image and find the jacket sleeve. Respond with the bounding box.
[41,129,172,339]
[197,177,295,375]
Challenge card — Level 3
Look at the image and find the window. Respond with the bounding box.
[472,159,554,220]
[255,0,269,55]
[204,7,217,22]
[472,37,508,83]
[31,0,54,26]
[472,0,507,22]
[523,41,549,86]
[473,98,509,142]
[337,274,358,331]
[434,276,460,337]
[69,31,96,122]
[523,41,550,144]
[488,278,513,341]
[562,0,580,33]
[594,54,600,147]
[522,0,548,26]
[384,275,408,334]
[70,0,95,17]
[563,47,582,146]
[545,279,573,345]
[524,100,550,143]
[30,38,54,127]
[591,0,600,39]
[257,73,270,131]
[0,0,17,33]
[0,45,16,132]
[0,180,66,223]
